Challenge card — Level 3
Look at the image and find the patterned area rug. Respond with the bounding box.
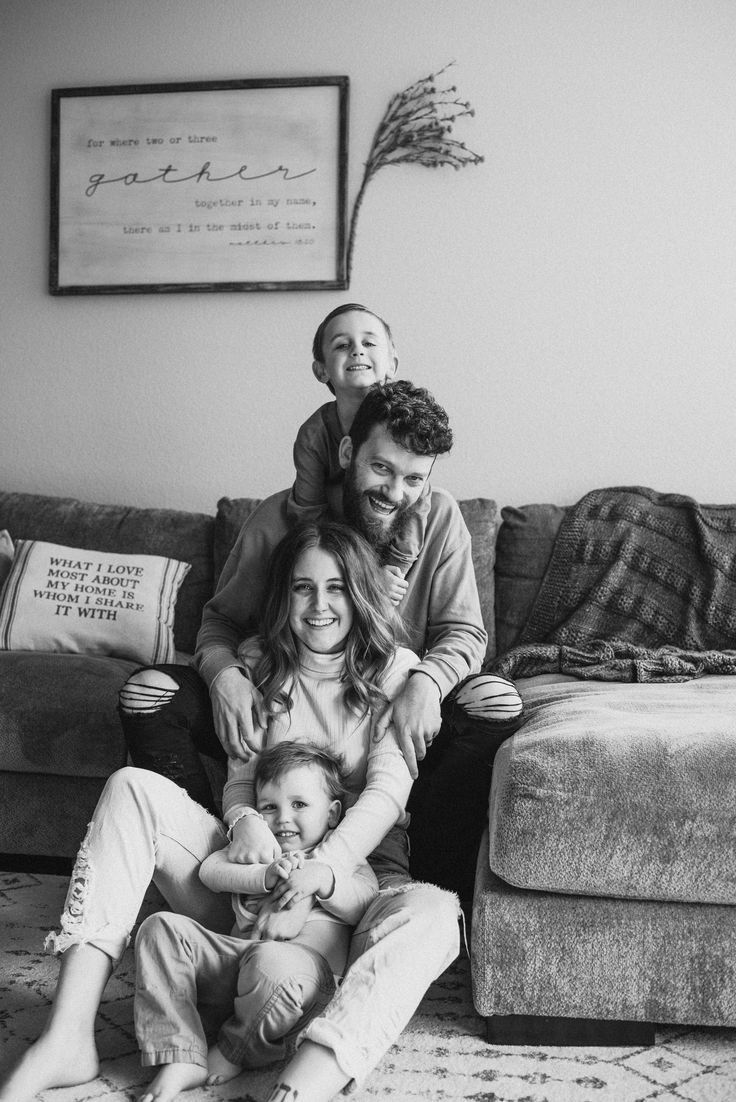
[2,871,736,1102]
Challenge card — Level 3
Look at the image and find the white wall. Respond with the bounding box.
[2,0,736,514]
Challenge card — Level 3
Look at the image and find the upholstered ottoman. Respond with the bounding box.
[471,673,736,1042]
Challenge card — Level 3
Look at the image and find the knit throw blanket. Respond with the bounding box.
[492,486,736,683]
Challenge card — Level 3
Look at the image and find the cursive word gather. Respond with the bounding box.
[85,161,316,198]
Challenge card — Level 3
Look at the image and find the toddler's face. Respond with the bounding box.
[256,763,340,851]
[313,310,397,396]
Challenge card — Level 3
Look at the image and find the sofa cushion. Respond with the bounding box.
[488,673,736,905]
[214,496,263,583]
[457,498,498,660]
[0,651,134,777]
[0,540,189,664]
[494,504,566,655]
[472,843,736,1026]
[0,491,214,654]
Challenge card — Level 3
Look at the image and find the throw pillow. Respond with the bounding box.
[0,530,13,590]
[0,539,190,664]
[494,504,567,655]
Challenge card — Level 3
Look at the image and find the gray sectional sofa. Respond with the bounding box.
[2,484,735,1044]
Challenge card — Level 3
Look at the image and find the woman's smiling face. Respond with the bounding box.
[288,546,354,655]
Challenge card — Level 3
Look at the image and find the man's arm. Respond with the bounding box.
[409,496,487,696]
[377,491,488,774]
[194,492,291,688]
[194,491,291,756]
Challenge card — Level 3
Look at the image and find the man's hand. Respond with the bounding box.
[228,814,281,865]
[210,667,265,760]
[253,894,313,941]
[269,860,334,910]
[373,672,442,779]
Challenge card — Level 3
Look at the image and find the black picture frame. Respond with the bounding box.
[50,77,349,294]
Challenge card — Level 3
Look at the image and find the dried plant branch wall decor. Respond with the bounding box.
[345,63,484,282]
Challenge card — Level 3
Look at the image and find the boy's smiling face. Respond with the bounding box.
[313,310,398,397]
[256,764,341,852]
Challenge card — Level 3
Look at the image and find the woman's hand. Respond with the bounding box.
[210,667,265,760]
[228,814,281,865]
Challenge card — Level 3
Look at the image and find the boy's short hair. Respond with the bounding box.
[311,303,394,363]
[254,741,352,805]
[349,379,453,458]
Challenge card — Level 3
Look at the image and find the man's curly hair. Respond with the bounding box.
[348,379,453,457]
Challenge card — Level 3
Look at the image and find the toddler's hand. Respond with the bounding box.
[269,860,333,909]
[381,565,408,606]
[264,851,304,889]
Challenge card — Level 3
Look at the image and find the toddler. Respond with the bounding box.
[288,302,431,604]
[134,742,378,1102]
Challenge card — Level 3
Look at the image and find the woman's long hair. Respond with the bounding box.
[252,522,403,719]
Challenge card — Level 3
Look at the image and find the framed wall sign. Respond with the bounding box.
[50,77,349,294]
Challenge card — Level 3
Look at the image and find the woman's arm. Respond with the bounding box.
[221,754,282,864]
[199,847,270,894]
[308,731,413,870]
[222,751,257,822]
[307,649,418,870]
[276,857,379,924]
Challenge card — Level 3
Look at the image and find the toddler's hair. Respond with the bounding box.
[349,379,453,458]
[311,302,394,363]
[254,740,352,806]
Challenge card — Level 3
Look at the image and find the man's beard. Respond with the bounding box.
[342,470,414,563]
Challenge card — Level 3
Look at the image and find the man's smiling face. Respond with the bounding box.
[339,424,435,551]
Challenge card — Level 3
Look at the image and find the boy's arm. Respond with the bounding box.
[291,414,331,511]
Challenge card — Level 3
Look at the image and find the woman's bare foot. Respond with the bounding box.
[139,1061,207,1102]
[206,1042,243,1085]
[0,1029,99,1102]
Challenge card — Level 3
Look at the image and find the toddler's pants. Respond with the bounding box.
[134,912,335,1069]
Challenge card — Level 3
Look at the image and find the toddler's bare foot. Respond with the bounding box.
[0,1030,99,1102]
[206,1042,243,1085]
[139,1061,207,1102]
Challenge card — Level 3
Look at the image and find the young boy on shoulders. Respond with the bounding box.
[288,303,431,605]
